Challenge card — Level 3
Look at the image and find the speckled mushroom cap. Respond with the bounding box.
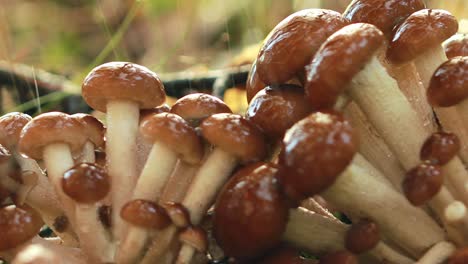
[170,93,232,126]
[256,9,348,85]
[305,23,385,109]
[18,112,87,160]
[82,62,166,113]
[343,0,425,37]
[402,163,443,206]
[277,111,358,201]
[140,113,204,164]
[62,163,110,204]
[427,56,468,107]
[0,112,32,148]
[71,114,105,150]
[245,59,267,103]
[246,84,312,140]
[200,113,266,164]
[213,162,288,259]
[0,205,43,251]
[444,34,468,59]
[387,9,458,64]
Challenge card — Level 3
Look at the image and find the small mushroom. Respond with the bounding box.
[444,34,468,58]
[178,226,208,260]
[345,219,380,254]
[0,205,43,251]
[402,163,444,206]
[71,114,105,163]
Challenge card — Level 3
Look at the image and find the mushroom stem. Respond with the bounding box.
[106,100,139,240]
[42,143,77,230]
[414,46,468,164]
[116,227,147,264]
[444,201,468,244]
[78,141,95,163]
[160,161,198,203]
[73,204,114,263]
[322,162,445,257]
[141,226,179,264]
[415,241,456,264]
[284,208,414,264]
[175,246,195,264]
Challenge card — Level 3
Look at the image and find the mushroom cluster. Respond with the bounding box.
[1,0,468,263]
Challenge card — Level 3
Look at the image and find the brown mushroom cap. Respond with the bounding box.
[213,162,288,259]
[200,113,266,163]
[62,163,110,204]
[319,251,358,264]
[246,84,312,140]
[139,113,204,164]
[305,23,385,109]
[0,205,43,251]
[246,59,267,103]
[170,93,232,126]
[444,34,468,59]
[449,247,468,264]
[120,199,171,229]
[82,62,166,113]
[387,9,458,64]
[179,226,208,253]
[0,112,32,148]
[420,132,460,165]
[277,111,358,201]
[140,104,171,120]
[71,114,105,150]
[162,202,191,228]
[345,219,380,254]
[427,56,468,107]
[256,9,348,85]
[18,112,87,160]
[402,163,443,206]
[343,0,425,37]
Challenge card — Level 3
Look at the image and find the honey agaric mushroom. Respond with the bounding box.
[421,132,461,166]
[118,112,203,263]
[11,242,87,264]
[256,9,348,86]
[402,163,444,206]
[0,112,73,244]
[387,10,468,164]
[212,162,288,260]
[118,199,171,264]
[278,111,445,257]
[18,112,88,234]
[416,241,456,264]
[444,34,468,58]
[162,202,190,228]
[71,114,105,163]
[62,163,113,263]
[0,205,43,252]
[345,219,380,254]
[82,62,166,240]
[178,227,208,256]
[245,59,267,103]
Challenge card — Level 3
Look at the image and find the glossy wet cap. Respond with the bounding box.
[163,202,191,228]
[140,113,204,164]
[305,23,385,109]
[214,162,288,259]
[170,93,232,126]
[448,247,468,264]
[402,163,443,206]
[0,205,43,251]
[179,226,208,253]
[256,9,348,85]
[246,60,267,103]
[246,84,312,140]
[121,199,171,229]
[444,34,468,59]
[319,251,358,264]
[345,219,380,254]
[18,112,87,160]
[343,0,425,37]
[278,111,357,201]
[62,163,110,204]
[200,113,266,163]
[258,246,317,264]
[82,62,166,113]
[387,9,458,64]
[71,114,105,150]
[0,112,32,148]
[427,56,468,107]
[420,132,460,165]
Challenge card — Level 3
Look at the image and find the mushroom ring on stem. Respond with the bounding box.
[82,61,166,240]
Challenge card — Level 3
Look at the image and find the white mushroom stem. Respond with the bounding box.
[78,141,95,163]
[175,246,195,264]
[322,161,445,257]
[42,143,77,230]
[160,161,199,203]
[444,200,468,244]
[300,197,337,220]
[106,100,139,240]
[415,241,456,264]
[141,226,179,264]
[344,102,405,191]
[284,208,414,264]
[414,45,468,165]
[117,141,179,263]
[73,204,114,263]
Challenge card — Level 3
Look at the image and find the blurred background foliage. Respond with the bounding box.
[0,0,466,113]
